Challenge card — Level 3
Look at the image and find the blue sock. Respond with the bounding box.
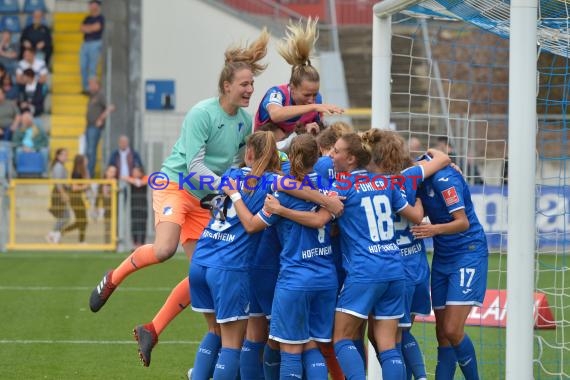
[263,345,281,380]
[396,342,407,379]
[436,346,457,380]
[379,348,405,380]
[303,348,328,379]
[213,347,241,380]
[402,330,427,380]
[280,352,302,379]
[453,334,479,380]
[240,340,264,380]
[353,338,366,366]
[334,339,365,380]
[193,332,221,380]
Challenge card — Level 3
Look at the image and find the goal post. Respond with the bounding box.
[370,0,541,378]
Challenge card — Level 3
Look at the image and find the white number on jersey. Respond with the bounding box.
[360,195,394,242]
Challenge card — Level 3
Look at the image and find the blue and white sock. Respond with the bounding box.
[263,345,281,380]
[213,347,240,380]
[334,339,365,380]
[280,352,302,379]
[454,334,479,380]
[402,330,427,380]
[240,340,264,380]
[302,348,328,379]
[379,348,405,380]
[435,346,457,380]
[192,332,221,380]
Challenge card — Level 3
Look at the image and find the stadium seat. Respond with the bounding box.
[0,0,20,14]
[23,0,47,13]
[15,151,45,178]
[1,15,21,33]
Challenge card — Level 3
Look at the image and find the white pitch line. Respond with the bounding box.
[0,286,173,291]
[0,339,199,345]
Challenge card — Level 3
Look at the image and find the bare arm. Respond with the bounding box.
[275,176,344,216]
[418,149,451,178]
[230,196,269,234]
[266,103,344,124]
[220,179,268,234]
[264,194,333,228]
[398,198,424,225]
[410,208,470,238]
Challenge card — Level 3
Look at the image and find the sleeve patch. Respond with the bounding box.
[268,91,283,104]
[441,186,459,206]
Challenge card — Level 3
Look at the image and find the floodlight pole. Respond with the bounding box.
[506,0,537,379]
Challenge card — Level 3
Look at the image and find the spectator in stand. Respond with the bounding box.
[62,154,90,243]
[435,136,484,185]
[80,0,104,94]
[107,135,143,179]
[96,164,117,244]
[12,109,48,169]
[85,77,115,178]
[0,30,19,76]
[122,166,148,249]
[0,87,21,141]
[46,148,70,244]
[18,68,46,117]
[20,10,53,66]
[16,47,48,86]
[0,64,18,100]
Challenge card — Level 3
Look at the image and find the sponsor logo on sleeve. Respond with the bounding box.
[441,187,459,206]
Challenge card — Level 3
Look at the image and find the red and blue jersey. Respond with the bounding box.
[254,84,322,133]
[332,170,409,283]
[192,167,278,271]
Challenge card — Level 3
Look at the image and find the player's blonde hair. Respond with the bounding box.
[245,131,281,192]
[218,28,270,95]
[277,17,320,87]
[361,129,413,174]
[289,134,319,182]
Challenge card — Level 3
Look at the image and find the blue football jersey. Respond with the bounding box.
[332,170,409,283]
[259,172,338,290]
[395,165,429,285]
[313,155,335,190]
[417,165,488,259]
[192,167,277,271]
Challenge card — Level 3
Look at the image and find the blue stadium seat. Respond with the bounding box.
[23,0,47,13]
[0,0,20,14]
[15,151,45,178]
[1,15,21,33]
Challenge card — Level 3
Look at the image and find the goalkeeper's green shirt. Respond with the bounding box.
[161,97,252,200]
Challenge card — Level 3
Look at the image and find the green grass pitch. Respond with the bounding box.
[0,251,567,379]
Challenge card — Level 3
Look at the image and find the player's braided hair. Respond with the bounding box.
[361,129,413,174]
[218,28,270,95]
[277,17,320,87]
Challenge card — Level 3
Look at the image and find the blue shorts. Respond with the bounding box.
[249,268,278,318]
[269,287,337,344]
[336,279,405,320]
[431,252,488,309]
[190,263,250,323]
[399,278,431,327]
